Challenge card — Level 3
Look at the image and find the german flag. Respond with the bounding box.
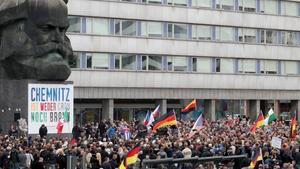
[290,116,297,139]
[181,99,196,113]
[249,148,263,169]
[119,144,141,169]
[250,112,265,133]
[152,111,177,132]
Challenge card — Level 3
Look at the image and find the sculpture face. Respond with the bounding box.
[0,0,74,81]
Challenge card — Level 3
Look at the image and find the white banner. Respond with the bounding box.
[271,137,282,149]
[28,83,73,134]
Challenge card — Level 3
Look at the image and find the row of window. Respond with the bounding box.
[93,0,300,17]
[72,52,300,75]
[68,16,300,46]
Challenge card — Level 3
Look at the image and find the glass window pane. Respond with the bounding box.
[262,60,277,74]
[239,0,256,12]
[86,53,92,68]
[173,57,187,71]
[148,56,162,71]
[122,55,136,70]
[266,30,278,44]
[218,0,234,10]
[195,25,211,40]
[174,24,187,39]
[242,59,256,73]
[91,53,109,69]
[68,16,81,33]
[196,58,211,73]
[261,0,277,15]
[148,22,163,37]
[142,55,148,70]
[192,0,211,8]
[122,20,136,36]
[114,20,121,35]
[284,61,298,75]
[86,18,109,35]
[141,22,147,37]
[286,32,298,45]
[167,57,173,71]
[173,0,187,6]
[168,24,173,38]
[217,27,234,42]
[220,58,234,73]
[282,2,298,16]
[148,0,162,4]
[114,55,121,69]
[243,28,256,43]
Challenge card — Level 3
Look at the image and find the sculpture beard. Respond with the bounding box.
[0,22,73,81]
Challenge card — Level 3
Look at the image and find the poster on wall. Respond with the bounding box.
[28,83,73,134]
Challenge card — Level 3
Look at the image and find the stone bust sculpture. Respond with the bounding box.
[0,0,74,81]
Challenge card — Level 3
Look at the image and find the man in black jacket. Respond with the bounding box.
[39,124,48,139]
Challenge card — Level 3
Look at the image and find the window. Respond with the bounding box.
[192,25,212,40]
[167,0,187,6]
[266,30,278,44]
[114,20,137,36]
[114,55,121,69]
[141,55,162,71]
[122,54,136,70]
[191,0,212,8]
[141,21,163,37]
[142,0,162,4]
[260,0,278,15]
[260,60,277,74]
[238,0,256,12]
[86,53,109,69]
[173,57,188,71]
[216,27,235,42]
[148,56,162,70]
[121,0,137,2]
[215,58,234,73]
[216,0,235,11]
[167,57,188,71]
[282,61,298,75]
[238,28,256,43]
[238,59,256,73]
[281,31,298,46]
[192,57,211,73]
[86,18,109,35]
[68,16,81,33]
[168,23,188,39]
[281,1,299,16]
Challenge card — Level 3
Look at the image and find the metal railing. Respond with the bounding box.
[141,154,248,169]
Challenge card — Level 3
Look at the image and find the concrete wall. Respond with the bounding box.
[68,70,300,90]
[68,0,300,31]
[68,34,300,61]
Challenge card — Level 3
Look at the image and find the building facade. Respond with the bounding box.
[67,0,300,125]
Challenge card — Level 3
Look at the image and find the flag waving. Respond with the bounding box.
[143,110,154,126]
[249,148,263,168]
[119,143,141,169]
[250,112,265,133]
[264,108,276,125]
[290,115,297,139]
[181,99,196,113]
[152,105,160,117]
[192,113,204,131]
[152,111,177,132]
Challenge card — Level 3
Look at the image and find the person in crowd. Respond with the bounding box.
[39,124,47,139]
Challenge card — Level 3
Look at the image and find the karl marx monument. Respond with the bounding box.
[0,0,73,81]
[0,0,75,133]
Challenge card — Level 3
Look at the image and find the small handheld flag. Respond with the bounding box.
[119,143,141,169]
[152,105,160,118]
[249,148,263,169]
[144,110,155,126]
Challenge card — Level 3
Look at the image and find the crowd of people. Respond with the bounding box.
[0,115,299,169]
